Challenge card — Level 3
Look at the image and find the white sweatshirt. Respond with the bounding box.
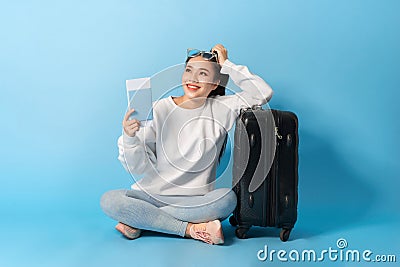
[118,59,273,196]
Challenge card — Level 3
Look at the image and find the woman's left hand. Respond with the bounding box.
[212,44,228,66]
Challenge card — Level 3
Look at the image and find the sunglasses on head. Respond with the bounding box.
[186,48,219,62]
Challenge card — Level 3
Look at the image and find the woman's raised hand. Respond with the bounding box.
[123,109,141,137]
[211,44,228,66]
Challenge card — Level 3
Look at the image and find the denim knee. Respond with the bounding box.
[100,189,126,218]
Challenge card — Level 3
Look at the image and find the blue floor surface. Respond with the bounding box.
[1,203,398,267]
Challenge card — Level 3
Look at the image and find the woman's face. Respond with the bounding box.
[181,56,220,99]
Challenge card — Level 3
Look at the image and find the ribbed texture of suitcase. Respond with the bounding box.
[229,106,299,241]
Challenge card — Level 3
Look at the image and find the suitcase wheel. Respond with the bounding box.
[279,228,291,242]
[229,216,238,226]
[235,226,250,239]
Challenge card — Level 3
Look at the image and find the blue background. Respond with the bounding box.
[0,0,399,266]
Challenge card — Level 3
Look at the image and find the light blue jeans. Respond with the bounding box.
[100,188,237,237]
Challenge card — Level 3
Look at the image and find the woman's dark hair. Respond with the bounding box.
[185,55,230,165]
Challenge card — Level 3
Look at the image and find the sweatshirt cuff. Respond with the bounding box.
[220,59,235,75]
[123,131,141,146]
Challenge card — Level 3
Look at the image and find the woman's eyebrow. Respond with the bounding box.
[198,68,210,72]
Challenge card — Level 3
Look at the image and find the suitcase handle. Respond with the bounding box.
[252,104,262,110]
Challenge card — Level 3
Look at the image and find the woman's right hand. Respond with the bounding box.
[211,44,228,66]
[123,109,141,137]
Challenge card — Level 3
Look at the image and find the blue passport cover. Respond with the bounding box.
[126,77,153,121]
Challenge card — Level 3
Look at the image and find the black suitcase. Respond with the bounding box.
[229,106,299,242]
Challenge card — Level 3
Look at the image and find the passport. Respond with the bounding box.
[126,77,153,123]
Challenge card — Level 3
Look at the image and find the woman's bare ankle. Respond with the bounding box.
[185,223,193,237]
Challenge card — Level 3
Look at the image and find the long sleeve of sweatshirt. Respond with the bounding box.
[217,59,273,115]
[117,119,157,176]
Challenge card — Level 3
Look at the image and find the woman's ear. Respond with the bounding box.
[212,79,220,90]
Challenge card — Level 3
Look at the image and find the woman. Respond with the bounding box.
[101,44,273,245]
